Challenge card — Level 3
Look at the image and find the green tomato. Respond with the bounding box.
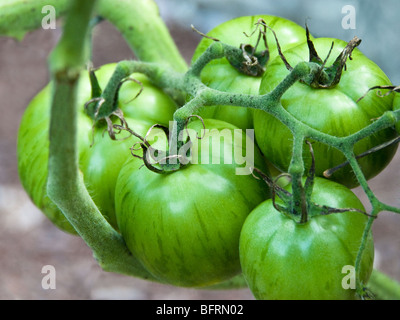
[17,63,177,234]
[191,15,308,129]
[115,119,270,287]
[254,38,398,188]
[239,177,374,300]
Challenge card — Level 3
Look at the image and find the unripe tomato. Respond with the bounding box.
[254,38,398,188]
[17,63,177,234]
[191,15,308,129]
[115,119,270,287]
[239,177,374,300]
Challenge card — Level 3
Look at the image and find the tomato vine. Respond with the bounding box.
[3,0,400,298]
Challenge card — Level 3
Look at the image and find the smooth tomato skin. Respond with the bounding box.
[254,38,398,188]
[239,177,374,300]
[115,119,270,287]
[191,15,309,129]
[17,85,90,234]
[17,63,177,234]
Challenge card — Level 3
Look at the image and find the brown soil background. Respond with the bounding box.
[0,6,399,300]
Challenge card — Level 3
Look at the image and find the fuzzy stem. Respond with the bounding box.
[8,0,400,296]
[46,0,156,280]
[0,0,187,73]
[345,152,380,293]
[343,110,400,145]
[96,0,187,72]
[288,133,307,223]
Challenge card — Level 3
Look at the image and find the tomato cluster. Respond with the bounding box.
[192,15,397,298]
[18,63,178,233]
[17,14,399,299]
[255,37,397,188]
[17,63,270,287]
[191,15,308,130]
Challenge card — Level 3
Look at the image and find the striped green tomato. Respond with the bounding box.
[17,63,177,234]
[115,119,270,287]
[190,15,309,129]
[239,177,374,300]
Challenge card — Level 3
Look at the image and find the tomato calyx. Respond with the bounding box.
[111,122,182,174]
[113,116,207,174]
[252,141,371,223]
[233,42,268,77]
[252,167,372,224]
[230,18,272,77]
[82,64,204,174]
[192,20,269,77]
[277,25,361,89]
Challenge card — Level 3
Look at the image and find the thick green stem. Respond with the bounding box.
[96,0,187,72]
[0,0,70,39]
[7,0,400,295]
[345,152,382,296]
[89,60,161,119]
[288,133,307,222]
[0,0,187,73]
[46,0,156,280]
[343,110,400,145]
[189,41,225,77]
[179,50,400,296]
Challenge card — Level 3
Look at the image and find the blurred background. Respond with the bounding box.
[0,0,399,299]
